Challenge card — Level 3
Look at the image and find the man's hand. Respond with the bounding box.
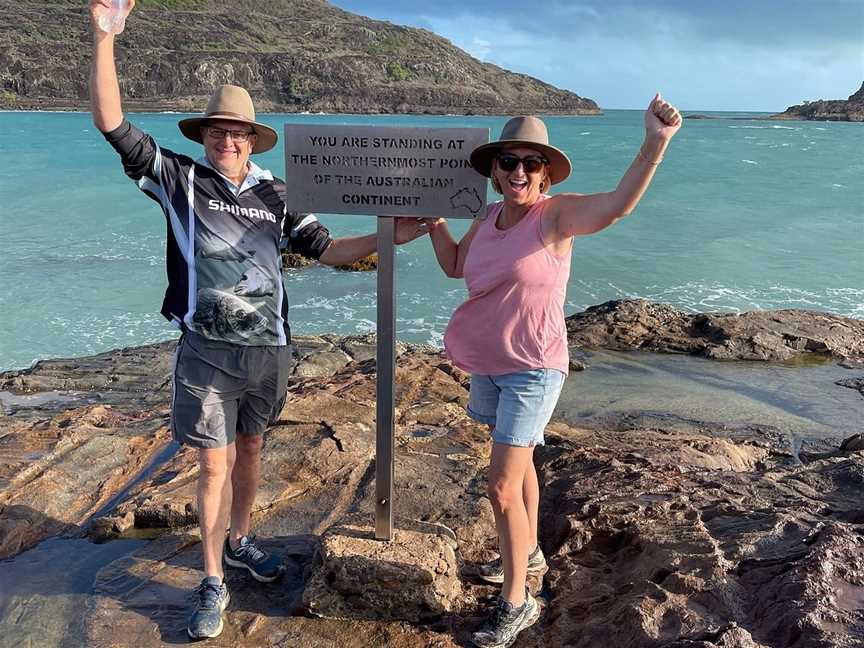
[89,0,136,34]
[89,0,132,130]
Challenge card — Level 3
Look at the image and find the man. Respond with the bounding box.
[88,0,426,639]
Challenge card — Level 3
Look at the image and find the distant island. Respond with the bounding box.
[0,0,599,115]
[771,82,864,122]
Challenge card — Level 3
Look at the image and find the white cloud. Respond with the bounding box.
[465,36,492,62]
[332,1,864,111]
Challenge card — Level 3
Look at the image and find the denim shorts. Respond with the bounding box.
[466,369,566,447]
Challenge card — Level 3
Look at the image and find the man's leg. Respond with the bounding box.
[198,444,236,579]
[187,443,235,639]
[221,345,292,582]
[221,431,282,581]
[229,433,263,546]
[231,343,293,545]
[487,442,536,607]
[172,333,244,639]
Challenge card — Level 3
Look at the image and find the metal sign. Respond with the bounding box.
[283,125,489,219]
[283,124,488,542]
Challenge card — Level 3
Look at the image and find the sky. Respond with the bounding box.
[330,0,864,112]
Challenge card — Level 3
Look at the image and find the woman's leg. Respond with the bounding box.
[523,458,539,551]
[487,442,536,606]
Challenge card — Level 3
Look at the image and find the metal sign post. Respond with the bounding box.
[283,124,488,541]
[375,217,395,539]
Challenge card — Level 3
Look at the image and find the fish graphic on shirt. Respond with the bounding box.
[233,267,275,297]
[193,288,268,339]
[198,240,256,262]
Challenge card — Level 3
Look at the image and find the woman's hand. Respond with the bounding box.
[645,93,682,142]
[393,217,430,244]
[548,93,683,240]
[423,218,446,232]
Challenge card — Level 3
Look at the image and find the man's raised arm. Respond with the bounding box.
[88,0,135,132]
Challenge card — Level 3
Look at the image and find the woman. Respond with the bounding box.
[426,94,682,648]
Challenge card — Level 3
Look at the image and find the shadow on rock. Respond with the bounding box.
[87,532,315,646]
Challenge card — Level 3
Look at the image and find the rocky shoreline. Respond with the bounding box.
[770,82,864,122]
[1,301,863,647]
[683,83,864,123]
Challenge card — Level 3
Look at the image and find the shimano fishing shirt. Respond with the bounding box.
[103,119,332,346]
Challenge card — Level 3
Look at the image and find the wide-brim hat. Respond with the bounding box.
[178,85,278,154]
[470,116,571,185]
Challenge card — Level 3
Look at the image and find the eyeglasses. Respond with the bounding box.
[206,126,255,142]
[497,153,548,174]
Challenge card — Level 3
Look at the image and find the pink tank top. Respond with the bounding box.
[444,195,572,375]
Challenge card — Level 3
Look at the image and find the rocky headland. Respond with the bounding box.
[1,301,863,647]
[770,82,864,122]
[565,299,864,362]
[0,0,599,115]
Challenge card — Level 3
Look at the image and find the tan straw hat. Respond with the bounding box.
[178,85,278,154]
[470,116,571,185]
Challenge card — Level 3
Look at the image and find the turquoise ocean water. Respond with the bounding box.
[0,110,861,372]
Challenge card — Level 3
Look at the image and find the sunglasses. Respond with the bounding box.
[496,153,548,174]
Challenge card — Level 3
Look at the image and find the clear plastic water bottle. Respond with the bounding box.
[97,0,129,35]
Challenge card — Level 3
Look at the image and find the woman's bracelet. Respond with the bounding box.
[638,145,663,165]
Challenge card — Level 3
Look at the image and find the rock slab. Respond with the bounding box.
[304,522,462,622]
[566,299,864,361]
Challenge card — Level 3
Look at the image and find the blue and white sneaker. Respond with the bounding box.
[223,534,285,582]
[477,545,548,584]
[187,576,230,639]
[471,591,541,648]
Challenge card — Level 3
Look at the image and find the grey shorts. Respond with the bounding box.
[171,332,296,449]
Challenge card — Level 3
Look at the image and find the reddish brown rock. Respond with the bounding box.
[303,521,462,622]
[0,405,170,559]
[75,347,493,647]
[86,531,459,647]
[566,299,864,362]
[0,341,175,395]
[533,425,864,647]
[2,333,863,647]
